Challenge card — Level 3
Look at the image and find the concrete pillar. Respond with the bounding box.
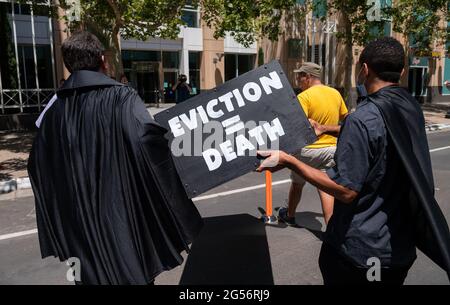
[181,48,190,82]
[200,22,224,90]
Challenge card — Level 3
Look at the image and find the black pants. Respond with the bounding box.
[319,243,411,285]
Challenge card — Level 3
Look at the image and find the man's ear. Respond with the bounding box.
[362,63,369,77]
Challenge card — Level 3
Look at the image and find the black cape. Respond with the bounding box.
[368,85,450,280]
[27,70,203,284]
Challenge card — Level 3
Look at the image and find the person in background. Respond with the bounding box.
[172,74,192,104]
[278,62,348,226]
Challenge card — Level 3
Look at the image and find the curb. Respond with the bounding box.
[0,177,31,194]
[425,124,450,132]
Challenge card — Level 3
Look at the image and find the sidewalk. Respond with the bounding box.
[0,130,35,193]
[1,103,449,193]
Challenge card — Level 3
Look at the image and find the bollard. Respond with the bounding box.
[261,171,277,224]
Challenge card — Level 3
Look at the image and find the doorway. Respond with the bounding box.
[129,61,161,104]
[408,67,428,98]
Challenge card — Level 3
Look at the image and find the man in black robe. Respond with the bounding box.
[257,37,450,284]
[27,31,203,285]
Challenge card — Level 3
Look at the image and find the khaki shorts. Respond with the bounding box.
[290,146,336,186]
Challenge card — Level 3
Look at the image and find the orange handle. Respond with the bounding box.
[265,171,273,216]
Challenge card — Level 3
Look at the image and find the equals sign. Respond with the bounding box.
[222,115,245,135]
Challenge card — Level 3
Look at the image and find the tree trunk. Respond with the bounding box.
[344,40,353,106]
[342,13,353,107]
[109,28,124,80]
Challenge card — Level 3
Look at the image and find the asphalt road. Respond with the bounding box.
[0,130,449,285]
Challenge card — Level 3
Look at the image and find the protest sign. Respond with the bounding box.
[155,60,316,198]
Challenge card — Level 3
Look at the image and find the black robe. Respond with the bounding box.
[368,85,450,280]
[27,70,203,284]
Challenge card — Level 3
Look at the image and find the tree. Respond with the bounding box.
[327,0,391,102]
[388,0,448,100]
[58,0,195,79]
[200,0,388,101]
[0,1,18,89]
[201,0,310,48]
[389,0,448,56]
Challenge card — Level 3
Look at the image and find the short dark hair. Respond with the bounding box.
[61,31,105,73]
[359,37,405,83]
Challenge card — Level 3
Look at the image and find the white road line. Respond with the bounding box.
[1,145,450,242]
[429,146,450,153]
[192,179,291,202]
[0,229,37,241]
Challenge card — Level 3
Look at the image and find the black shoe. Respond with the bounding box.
[278,207,297,226]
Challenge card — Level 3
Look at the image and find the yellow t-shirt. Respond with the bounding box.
[298,85,348,149]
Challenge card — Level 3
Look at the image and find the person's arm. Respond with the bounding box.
[172,82,179,91]
[309,119,342,137]
[186,83,193,93]
[256,151,358,203]
[259,114,371,204]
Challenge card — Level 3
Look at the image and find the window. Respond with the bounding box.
[312,0,327,18]
[16,45,54,89]
[162,51,179,69]
[225,54,255,81]
[288,39,303,59]
[189,51,201,95]
[181,10,198,28]
[225,54,237,81]
[36,45,54,88]
[307,44,326,66]
[122,50,161,70]
[8,3,31,15]
[181,3,199,28]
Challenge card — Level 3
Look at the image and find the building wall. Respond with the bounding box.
[200,22,225,90]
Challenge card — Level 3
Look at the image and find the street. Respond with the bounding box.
[0,130,449,285]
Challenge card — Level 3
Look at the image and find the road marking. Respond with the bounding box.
[1,146,450,242]
[429,146,450,153]
[0,229,37,241]
[193,179,291,202]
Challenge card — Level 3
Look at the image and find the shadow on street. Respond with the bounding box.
[179,213,274,285]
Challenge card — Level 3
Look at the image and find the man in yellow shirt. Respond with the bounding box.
[279,62,348,226]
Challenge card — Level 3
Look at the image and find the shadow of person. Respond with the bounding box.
[269,207,325,240]
[295,211,324,231]
[179,213,274,285]
[295,211,325,241]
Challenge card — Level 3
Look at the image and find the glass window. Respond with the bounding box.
[36,45,54,88]
[288,39,303,59]
[11,3,31,15]
[18,45,37,89]
[307,44,325,66]
[163,51,179,69]
[122,50,161,70]
[181,10,198,28]
[312,0,327,18]
[225,54,255,81]
[225,54,237,81]
[237,55,254,76]
[189,52,201,95]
